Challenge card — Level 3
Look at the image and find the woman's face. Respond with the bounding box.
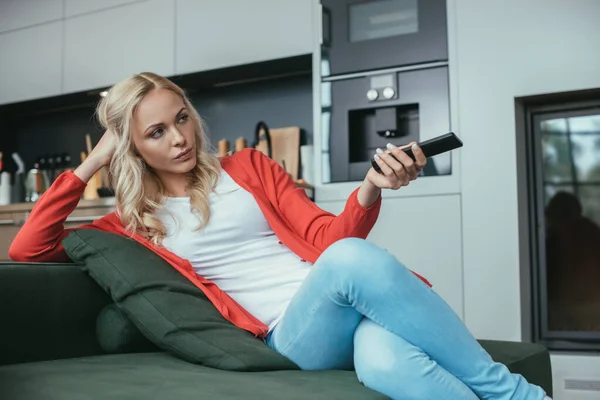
[131,88,197,178]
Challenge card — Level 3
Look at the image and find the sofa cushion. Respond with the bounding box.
[478,340,553,397]
[96,303,157,354]
[62,229,298,372]
[0,352,386,400]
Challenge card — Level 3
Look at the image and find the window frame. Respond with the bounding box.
[527,100,600,351]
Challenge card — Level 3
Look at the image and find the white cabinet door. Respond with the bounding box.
[63,0,175,94]
[0,0,62,33]
[176,0,313,74]
[316,194,464,319]
[0,22,62,105]
[64,0,140,18]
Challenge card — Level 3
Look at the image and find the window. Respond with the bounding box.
[528,101,600,351]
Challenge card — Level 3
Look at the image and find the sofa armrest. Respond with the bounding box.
[0,262,111,366]
[479,339,553,397]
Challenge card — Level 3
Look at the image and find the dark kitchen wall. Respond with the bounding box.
[10,104,104,172]
[191,74,313,148]
[0,73,312,174]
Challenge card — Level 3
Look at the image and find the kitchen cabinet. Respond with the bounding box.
[0,199,115,261]
[63,0,175,94]
[316,194,464,319]
[0,22,62,105]
[64,0,141,18]
[0,0,62,33]
[175,0,314,75]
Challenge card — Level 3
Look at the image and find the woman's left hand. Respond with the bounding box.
[357,142,427,208]
[366,142,427,190]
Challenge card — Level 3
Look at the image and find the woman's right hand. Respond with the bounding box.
[74,130,117,183]
[89,130,117,167]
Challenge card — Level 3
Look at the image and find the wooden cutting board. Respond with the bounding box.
[256,126,300,180]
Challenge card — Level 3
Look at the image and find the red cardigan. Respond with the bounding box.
[9,148,431,337]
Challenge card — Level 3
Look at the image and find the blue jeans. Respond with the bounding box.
[266,238,547,400]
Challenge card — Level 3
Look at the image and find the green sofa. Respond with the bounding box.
[0,261,552,399]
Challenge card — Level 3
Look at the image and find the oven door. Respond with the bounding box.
[321,0,448,77]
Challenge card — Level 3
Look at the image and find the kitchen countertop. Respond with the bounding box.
[0,181,314,214]
[0,197,116,214]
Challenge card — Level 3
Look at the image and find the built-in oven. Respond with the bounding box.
[321,0,448,77]
[320,65,451,183]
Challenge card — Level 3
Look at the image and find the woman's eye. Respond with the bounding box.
[178,114,189,123]
[150,128,164,138]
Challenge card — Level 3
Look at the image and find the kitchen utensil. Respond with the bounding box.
[218,139,230,157]
[235,137,247,152]
[253,121,301,180]
[25,161,50,202]
[11,152,25,203]
[86,134,93,155]
[253,121,272,158]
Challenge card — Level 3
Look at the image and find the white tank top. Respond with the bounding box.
[154,170,312,330]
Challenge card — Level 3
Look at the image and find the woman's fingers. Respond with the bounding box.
[374,149,407,189]
[373,150,395,178]
[386,143,418,181]
[378,148,407,179]
[372,141,428,189]
[411,143,427,172]
[367,167,393,189]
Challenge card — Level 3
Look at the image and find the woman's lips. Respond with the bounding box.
[175,148,193,160]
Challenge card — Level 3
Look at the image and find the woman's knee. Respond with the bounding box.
[318,238,409,283]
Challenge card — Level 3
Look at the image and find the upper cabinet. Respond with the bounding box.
[0,22,62,105]
[64,0,141,18]
[0,0,62,33]
[0,0,315,104]
[63,0,176,94]
[175,0,314,75]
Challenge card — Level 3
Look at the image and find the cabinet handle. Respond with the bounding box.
[0,219,15,225]
[65,216,105,223]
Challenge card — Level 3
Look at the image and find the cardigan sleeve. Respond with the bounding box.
[255,150,382,251]
[9,170,102,263]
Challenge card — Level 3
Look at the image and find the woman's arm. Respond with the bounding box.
[253,141,427,252]
[9,169,96,262]
[252,150,382,251]
[357,179,382,209]
[9,131,116,262]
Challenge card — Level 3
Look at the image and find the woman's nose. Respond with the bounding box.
[171,128,186,145]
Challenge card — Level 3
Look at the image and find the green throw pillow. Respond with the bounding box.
[62,229,298,372]
[96,303,157,354]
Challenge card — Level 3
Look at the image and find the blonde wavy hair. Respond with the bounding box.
[96,72,221,245]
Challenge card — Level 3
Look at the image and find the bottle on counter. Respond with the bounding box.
[0,151,11,206]
[0,171,11,206]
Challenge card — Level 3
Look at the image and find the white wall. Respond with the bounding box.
[452,0,600,341]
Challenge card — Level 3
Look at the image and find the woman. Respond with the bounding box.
[10,72,550,400]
